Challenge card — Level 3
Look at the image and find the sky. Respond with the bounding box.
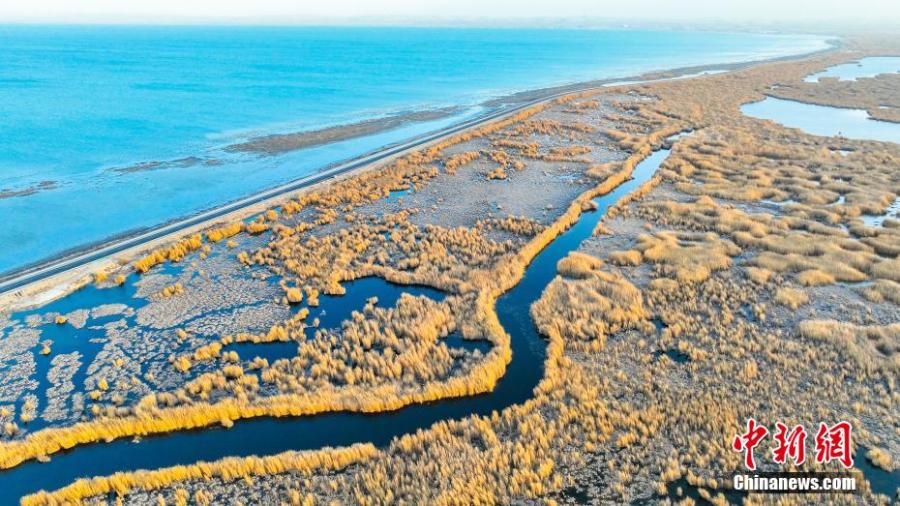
[0,0,897,27]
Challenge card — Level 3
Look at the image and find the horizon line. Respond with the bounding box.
[0,16,892,32]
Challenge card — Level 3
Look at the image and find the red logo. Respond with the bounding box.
[814,421,854,469]
[732,420,853,470]
[732,418,768,470]
[772,422,807,466]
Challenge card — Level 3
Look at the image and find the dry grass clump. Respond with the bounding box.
[796,269,836,286]
[486,166,508,180]
[608,249,642,266]
[774,287,809,309]
[539,145,592,162]
[206,222,243,243]
[556,251,603,279]
[872,256,900,282]
[158,282,184,298]
[865,447,894,471]
[442,151,480,175]
[564,99,600,113]
[476,215,545,237]
[532,265,650,352]
[861,279,900,305]
[491,139,539,158]
[283,286,303,304]
[798,320,900,371]
[507,118,594,138]
[259,294,462,392]
[746,266,773,284]
[860,226,900,258]
[133,234,203,273]
[636,231,739,283]
[639,195,776,238]
[245,218,271,235]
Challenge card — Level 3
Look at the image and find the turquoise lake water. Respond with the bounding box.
[803,56,900,82]
[742,96,900,144]
[743,57,900,144]
[0,26,828,275]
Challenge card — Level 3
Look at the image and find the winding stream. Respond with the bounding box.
[0,148,675,501]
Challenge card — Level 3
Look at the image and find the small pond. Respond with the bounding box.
[742,96,900,144]
[804,56,900,82]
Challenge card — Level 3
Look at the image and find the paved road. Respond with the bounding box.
[0,83,602,296]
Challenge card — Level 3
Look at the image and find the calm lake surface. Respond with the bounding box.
[0,26,828,275]
[803,56,900,82]
[741,96,900,144]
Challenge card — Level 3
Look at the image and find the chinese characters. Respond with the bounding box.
[732,420,853,470]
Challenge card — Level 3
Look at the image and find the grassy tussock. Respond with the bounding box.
[861,279,900,304]
[133,234,203,273]
[206,222,243,243]
[866,447,894,471]
[608,249,642,266]
[442,151,480,175]
[872,257,900,282]
[636,231,739,283]
[564,99,600,112]
[486,166,508,180]
[799,320,900,372]
[796,269,836,286]
[556,251,603,279]
[746,266,773,284]
[532,261,650,352]
[476,216,545,237]
[158,282,184,298]
[507,118,594,138]
[774,287,808,309]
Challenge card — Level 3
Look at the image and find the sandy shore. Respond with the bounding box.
[0,42,839,313]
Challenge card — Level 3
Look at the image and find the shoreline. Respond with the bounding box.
[225,107,465,155]
[0,40,842,312]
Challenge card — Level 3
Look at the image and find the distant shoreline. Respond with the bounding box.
[70,35,838,181]
[225,107,465,155]
[0,38,840,310]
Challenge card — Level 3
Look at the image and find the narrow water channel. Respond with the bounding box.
[0,147,672,502]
